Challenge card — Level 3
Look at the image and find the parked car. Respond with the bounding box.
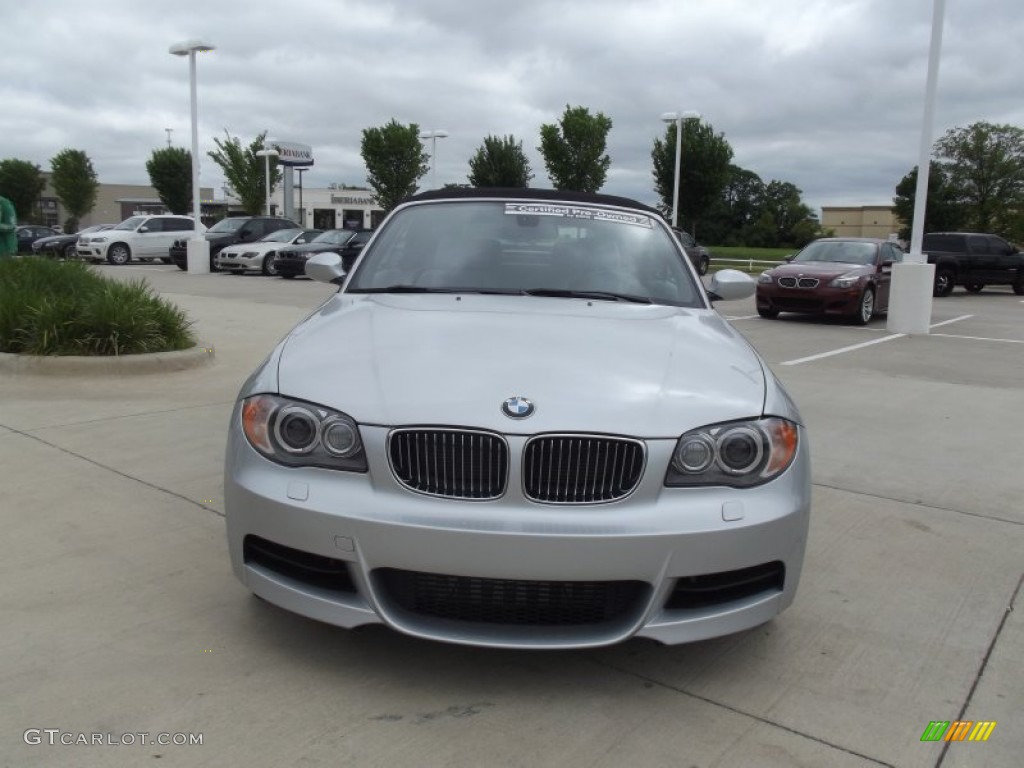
[169,216,299,272]
[756,237,904,325]
[225,187,810,649]
[32,224,113,259]
[921,232,1024,296]
[78,215,201,265]
[273,228,373,278]
[16,225,60,253]
[671,227,711,275]
[215,228,323,276]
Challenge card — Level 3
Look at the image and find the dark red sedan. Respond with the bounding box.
[755,238,904,325]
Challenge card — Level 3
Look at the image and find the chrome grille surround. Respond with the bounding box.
[523,434,646,504]
[778,276,820,289]
[388,428,509,500]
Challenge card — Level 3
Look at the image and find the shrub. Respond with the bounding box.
[0,258,195,356]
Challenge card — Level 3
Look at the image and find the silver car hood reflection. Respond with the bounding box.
[272,294,767,437]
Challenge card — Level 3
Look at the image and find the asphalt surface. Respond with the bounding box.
[2,264,1021,767]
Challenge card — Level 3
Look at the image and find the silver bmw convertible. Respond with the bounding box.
[225,188,811,649]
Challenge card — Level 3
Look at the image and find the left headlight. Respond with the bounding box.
[241,394,367,472]
[757,271,774,284]
[666,417,798,488]
[829,273,861,288]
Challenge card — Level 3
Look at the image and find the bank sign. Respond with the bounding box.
[269,141,314,167]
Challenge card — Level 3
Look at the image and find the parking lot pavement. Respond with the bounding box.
[2,268,1021,767]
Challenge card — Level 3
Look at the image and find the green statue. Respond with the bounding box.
[0,195,17,257]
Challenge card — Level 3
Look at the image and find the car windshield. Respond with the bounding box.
[208,218,247,233]
[114,217,145,231]
[260,228,304,243]
[312,229,357,245]
[346,200,703,307]
[794,241,877,265]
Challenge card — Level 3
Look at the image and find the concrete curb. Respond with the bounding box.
[0,342,215,376]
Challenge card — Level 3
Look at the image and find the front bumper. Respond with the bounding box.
[273,256,307,276]
[757,284,863,315]
[225,417,811,649]
[216,250,261,271]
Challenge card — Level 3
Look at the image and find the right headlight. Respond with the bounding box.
[666,417,798,488]
[241,394,367,472]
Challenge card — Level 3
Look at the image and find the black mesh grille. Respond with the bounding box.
[389,429,508,500]
[376,569,646,626]
[664,561,785,610]
[523,435,645,503]
[243,535,356,593]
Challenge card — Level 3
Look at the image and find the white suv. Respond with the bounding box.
[78,215,204,265]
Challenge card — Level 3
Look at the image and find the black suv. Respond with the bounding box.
[922,232,1024,296]
[170,216,299,271]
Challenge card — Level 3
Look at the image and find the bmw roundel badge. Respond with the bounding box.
[501,396,535,419]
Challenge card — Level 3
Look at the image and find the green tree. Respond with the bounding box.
[146,147,193,214]
[761,180,817,247]
[50,149,99,230]
[538,105,612,192]
[360,120,430,213]
[468,135,533,188]
[892,162,965,240]
[208,131,280,215]
[651,120,733,237]
[701,166,766,245]
[0,159,46,223]
[934,121,1024,236]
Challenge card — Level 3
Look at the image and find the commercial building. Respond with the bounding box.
[821,205,902,239]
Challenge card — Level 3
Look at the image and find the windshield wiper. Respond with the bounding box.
[521,288,652,304]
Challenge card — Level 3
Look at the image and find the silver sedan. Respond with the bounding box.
[225,189,811,649]
[215,228,322,275]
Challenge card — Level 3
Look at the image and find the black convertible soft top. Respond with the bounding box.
[404,187,664,218]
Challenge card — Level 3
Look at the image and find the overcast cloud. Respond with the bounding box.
[3,0,1023,215]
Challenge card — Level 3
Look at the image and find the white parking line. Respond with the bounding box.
[780,315,974,366]
[931,333,1024,344]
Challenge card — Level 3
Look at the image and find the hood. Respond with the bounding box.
[272,294,767,437]
[769,261,873,279]
[280,242,348,256]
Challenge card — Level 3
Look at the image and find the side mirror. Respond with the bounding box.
[784,254,795,262]
[707,269,756,301]
[306,252,347,285]
[139,226,150,233]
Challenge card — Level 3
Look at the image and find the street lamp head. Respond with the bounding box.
[255,149,280,158]
[169,39,216,56]
[661,110,702,123]
[419,130,449,140]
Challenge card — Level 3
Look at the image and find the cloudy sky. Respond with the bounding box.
[4,0,1022,216]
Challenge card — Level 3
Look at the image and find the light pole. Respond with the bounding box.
[169,39,215,274]
[660,110,701,229]
[255,148,279,216]
[419,129,449,189]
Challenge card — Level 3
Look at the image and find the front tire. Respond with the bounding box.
[933,269,954,297]
[1013,275,1024,296]
[262,253,278,276]
[107,243,131,265]
[63,243,77,260]
[852,287,875,325]
[698,256,710,276]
